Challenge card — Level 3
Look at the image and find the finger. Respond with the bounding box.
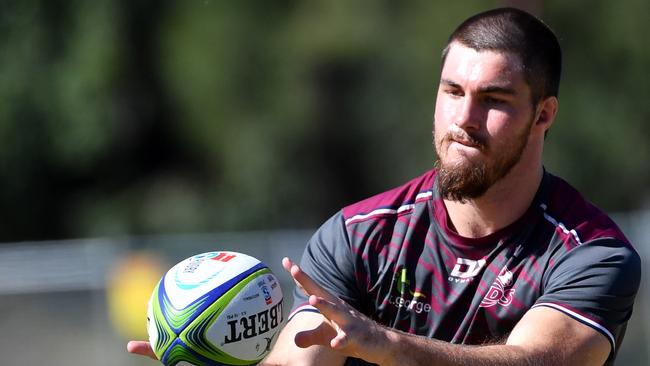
[281,257,294,272]
[282,257,337,302]
[294,320,338,348]
[330,332,350,350]
[308,295,362,351]
[126,341,157,360]
[308,295,349,325]
[282,257,308,295]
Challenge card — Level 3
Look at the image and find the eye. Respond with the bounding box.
[445,88,463,97]
[484,96,506,105]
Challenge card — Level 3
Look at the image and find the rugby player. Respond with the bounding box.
[129,7,640,366]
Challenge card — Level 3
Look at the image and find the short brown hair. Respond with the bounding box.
[441,7,562,105]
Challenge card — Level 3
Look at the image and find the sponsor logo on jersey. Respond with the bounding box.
[388,267,431,314]
[479,266,516,308]
[448,257,486,283]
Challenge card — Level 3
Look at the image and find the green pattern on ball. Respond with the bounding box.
[163,291,209,330]
[151,281,177,360]
[165,342,207,366]
[179,268,272,365]
[182,306,227,357]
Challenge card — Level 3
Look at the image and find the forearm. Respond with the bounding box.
[372,327,549,366]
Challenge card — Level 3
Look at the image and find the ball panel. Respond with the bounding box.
[180,268,274,365]
[160,287,212,332]
[162,338,227,366]
[147,284,159,351]
[149,280,177,360]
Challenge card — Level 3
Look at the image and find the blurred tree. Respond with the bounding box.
[543,0,650,210]
[0,0,647,242]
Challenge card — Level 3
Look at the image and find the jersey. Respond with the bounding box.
[289,169,641,366]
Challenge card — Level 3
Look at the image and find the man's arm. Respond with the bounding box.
[281,257,611,366]
[375,306,610,366]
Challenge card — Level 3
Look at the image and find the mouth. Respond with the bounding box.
[448,135,485,152]
[451,138,481,149]
[433,128,487,157]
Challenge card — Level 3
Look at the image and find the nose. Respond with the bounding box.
[454,95,481,131]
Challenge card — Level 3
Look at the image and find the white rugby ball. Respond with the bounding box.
[147,251,284,365]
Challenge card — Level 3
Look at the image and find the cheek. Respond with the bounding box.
[484,109,524,138]
[484,111,506,137]
[434,94,454,135]
[434,93,454,122]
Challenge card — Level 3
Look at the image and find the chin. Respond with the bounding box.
[443,153,486,170]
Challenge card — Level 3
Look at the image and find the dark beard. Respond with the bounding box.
[435,159,492,202]
[434,120,533,202]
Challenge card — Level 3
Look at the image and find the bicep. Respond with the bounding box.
[506,306,611,365]
[261,312,346,366]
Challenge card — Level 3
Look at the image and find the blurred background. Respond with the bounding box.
[0,0,648,365]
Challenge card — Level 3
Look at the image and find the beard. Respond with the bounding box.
[434,120,533,202]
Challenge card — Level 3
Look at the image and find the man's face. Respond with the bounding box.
[433,42,537,202]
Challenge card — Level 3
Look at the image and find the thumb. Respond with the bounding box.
[126,341,158,360]
[330,332,350,350]
[294,321,338,348]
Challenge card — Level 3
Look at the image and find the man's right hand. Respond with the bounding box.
[260,257,365,366]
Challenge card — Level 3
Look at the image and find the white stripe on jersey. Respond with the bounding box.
[344,191,433,225]
[540,203,583,245]
[532,302,616,351]
[288,304,319,321]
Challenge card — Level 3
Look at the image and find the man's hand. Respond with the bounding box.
[126,340,157,360]
[281,257,388,364]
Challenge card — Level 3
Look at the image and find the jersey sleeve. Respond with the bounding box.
[532,238,641,357]
[289,211,361,319]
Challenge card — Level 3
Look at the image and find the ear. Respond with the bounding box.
[534,96,558,132]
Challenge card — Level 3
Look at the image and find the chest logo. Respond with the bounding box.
[449,257,486,283]
[388,267,431,314]
[480,266,516,308]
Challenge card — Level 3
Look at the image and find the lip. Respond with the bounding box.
[450,138,481,149]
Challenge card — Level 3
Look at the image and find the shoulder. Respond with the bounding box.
[540,173,633,250]
[537,174,641,291]
[341,169,437,226]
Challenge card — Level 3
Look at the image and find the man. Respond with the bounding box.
[129,7,640,365]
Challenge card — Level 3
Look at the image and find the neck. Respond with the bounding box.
[443,162,544,239]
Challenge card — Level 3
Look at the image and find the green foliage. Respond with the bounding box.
[543,0,650,209]
[0,0,647,241]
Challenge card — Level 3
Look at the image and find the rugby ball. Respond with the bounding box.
[147,251,284,365]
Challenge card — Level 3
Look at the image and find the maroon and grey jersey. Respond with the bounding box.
[289,169,640,366]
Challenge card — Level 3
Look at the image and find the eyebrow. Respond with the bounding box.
[440,78,517,95]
